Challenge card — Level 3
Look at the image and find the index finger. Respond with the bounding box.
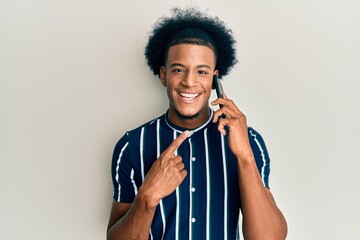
[163,130,190,156]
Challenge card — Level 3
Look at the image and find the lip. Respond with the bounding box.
[177,91,201,103]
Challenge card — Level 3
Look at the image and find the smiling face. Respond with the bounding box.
[160,43,218,129]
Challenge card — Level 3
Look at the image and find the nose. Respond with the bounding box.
[182,72,197,87]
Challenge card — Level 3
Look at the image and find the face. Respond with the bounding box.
[160,43,218,128]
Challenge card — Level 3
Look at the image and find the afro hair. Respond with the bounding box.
[144,7,237,79]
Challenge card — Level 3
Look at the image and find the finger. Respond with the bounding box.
[217,118,228,136]
[174,168,188,184]
[175,162,185,171]
[211,99,230,113]
[170,156,183,165]
[179,170,187,181]
[212,97,236,109]
[212,106,234,122]
[213,100,243,118]
[163,130,190,156]
[211,98,223,106]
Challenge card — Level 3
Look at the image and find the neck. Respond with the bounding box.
[167,107,211,130]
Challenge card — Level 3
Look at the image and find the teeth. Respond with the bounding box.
[180,93,199,98]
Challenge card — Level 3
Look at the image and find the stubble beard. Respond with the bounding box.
[175,109,200,120]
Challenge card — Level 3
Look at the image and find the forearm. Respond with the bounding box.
[238,157,287,240]
[107,193,157,240]
[107,131,189,240]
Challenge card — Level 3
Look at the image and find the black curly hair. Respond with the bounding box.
[144,7,237,79]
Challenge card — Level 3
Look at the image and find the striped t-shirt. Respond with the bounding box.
[111,109,270,240]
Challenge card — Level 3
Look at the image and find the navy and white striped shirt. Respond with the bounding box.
[111,109,270,240]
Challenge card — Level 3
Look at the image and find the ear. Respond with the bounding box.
[159,66,167,87]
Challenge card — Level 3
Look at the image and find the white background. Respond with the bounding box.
[1,0,359,239]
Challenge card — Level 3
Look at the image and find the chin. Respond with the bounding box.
[175,109,200,120]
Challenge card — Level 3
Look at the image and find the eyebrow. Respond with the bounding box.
[169,63,212,69]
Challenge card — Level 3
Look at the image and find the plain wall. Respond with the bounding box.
[1,0,359,239]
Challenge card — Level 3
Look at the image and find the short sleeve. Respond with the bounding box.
[111,133,136,203]
[247,127,271,189]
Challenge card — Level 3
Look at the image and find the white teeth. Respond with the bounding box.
[180,93,199,98]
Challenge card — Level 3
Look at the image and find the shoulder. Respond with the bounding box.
[247,126,271,188]
[247,126,270,163]
[127,114,164,136]
[247,127,267,147]
[113,114,164,150]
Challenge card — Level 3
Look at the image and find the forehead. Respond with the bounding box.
[166,44,216,67]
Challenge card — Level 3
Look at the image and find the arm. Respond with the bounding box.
[212,96,287,240]
[107,131,190,240]
[237,157,287,240]
[106,198,155,240]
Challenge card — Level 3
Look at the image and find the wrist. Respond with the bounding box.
[137,187,160,211]
[236,154,256,166]
[233,144,255,164]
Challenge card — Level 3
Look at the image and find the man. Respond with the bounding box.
[107,7,287,240]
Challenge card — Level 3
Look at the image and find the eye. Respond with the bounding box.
[172,68,184,73]
[197,70,208,75]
